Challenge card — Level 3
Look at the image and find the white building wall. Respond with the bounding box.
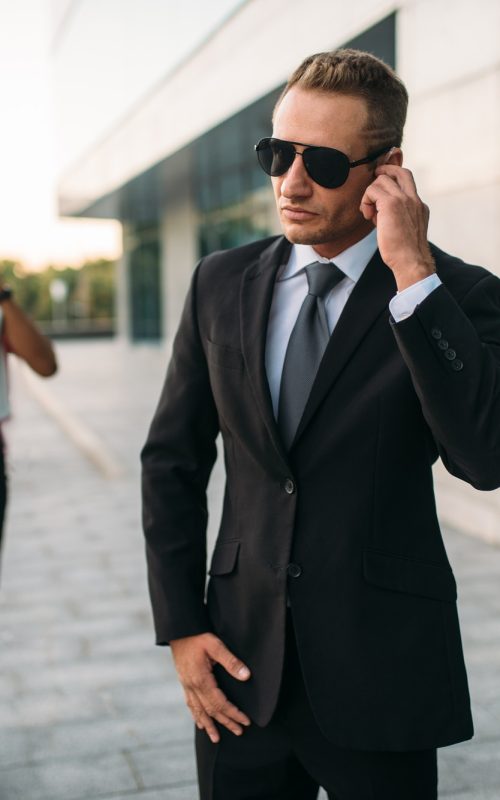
[399,0,500,273]
[54,0,500,540]
[51,0,246,174]
[58,0,398,210]
[57,0,500,274]
[49,0,75,36]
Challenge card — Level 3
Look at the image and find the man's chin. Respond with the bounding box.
[281,223,327,246]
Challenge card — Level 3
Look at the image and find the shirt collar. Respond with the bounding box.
[279,228,378,284]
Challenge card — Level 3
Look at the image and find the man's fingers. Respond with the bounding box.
[202,685,251,726]
[359,193,377,223]
[207,637,251,681]
[360,169,427,225]
[173,634,252,740]
[375,164,419,198]
[362,176,404,208]
[194,673,251,725]
[211,709,245,736]
[360,178,392,222]
[370,173,404,197]
[186,687,249,740]
[186,691,221,743]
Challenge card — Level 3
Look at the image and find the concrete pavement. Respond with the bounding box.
[0,339,499,800]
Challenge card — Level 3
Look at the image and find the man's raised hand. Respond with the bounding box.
[360,164,436,291]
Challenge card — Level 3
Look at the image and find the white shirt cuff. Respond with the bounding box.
[389,274,442,322]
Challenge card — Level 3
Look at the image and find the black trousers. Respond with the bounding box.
[195,612,438,800]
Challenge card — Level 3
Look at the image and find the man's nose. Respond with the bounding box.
[280,151,313,197]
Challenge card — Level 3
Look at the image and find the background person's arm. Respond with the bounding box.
[0,290,57,377]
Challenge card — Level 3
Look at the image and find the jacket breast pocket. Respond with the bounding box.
[208,540,240,576]
[206,339,243,371]
[363,548,457,602]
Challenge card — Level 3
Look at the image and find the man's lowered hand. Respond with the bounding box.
[170,632,252,743]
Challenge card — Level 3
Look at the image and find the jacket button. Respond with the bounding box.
[452,358,464,371]
[445,348,456,360]
[284,479,295,494]
[438,339,449,350]
[287,563,302,578]
[431,328,442,339]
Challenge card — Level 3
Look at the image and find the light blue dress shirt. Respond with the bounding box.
[265,229,442,417]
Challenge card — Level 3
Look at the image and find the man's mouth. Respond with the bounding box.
[281,206,318,221]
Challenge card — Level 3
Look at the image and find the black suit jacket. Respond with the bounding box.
[141,234,500,751]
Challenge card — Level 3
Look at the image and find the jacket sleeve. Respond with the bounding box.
[391,273,500,491]
[141,261,219,644]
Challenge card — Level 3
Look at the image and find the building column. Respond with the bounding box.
[115,225,131,341]
[160,189,199,343]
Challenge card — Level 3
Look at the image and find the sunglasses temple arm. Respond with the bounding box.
[350,145,394,167]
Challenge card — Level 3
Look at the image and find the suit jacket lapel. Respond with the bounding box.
[292,249,397,447]
[240,236,292,465]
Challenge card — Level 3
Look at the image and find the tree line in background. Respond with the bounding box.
[0,258,115,336]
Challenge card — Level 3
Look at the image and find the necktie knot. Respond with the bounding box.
[305,261,344,299]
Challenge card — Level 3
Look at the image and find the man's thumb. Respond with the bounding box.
[210,638,251,680]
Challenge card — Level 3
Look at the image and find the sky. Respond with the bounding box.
[0,0,244,271]
[0,0,122,270]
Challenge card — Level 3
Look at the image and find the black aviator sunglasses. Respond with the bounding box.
[255,137,394,189]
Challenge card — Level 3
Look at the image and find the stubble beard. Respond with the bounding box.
[282,216,343,247]
[282,211,373,249]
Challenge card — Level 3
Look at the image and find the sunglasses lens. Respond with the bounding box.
[256,139,294,177]
[256,139,352,188]
[304,148,350,188]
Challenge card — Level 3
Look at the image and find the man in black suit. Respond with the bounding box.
[141,49,500,799]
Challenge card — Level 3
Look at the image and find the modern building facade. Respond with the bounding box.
[52,0,500,539]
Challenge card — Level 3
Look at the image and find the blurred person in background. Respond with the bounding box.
[142,48,500,799]
[0,280,57,574]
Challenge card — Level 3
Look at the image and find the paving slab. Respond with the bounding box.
[127,740,198,789]
[94,786,198,800]
[0,340,499,800]
[0,750,138,800]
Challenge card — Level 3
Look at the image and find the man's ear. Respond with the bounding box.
[383,147,403,167]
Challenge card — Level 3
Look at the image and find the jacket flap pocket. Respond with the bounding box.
[208,541,240,576]
[206,340,243,371]
[363,549,457,602]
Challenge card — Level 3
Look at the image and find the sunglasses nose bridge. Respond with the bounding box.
[282,145,311,180]
[292,145,306,160]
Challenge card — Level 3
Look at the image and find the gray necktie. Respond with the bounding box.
[277,261,345,449]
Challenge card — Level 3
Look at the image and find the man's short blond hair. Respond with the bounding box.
[275,48,408,148]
